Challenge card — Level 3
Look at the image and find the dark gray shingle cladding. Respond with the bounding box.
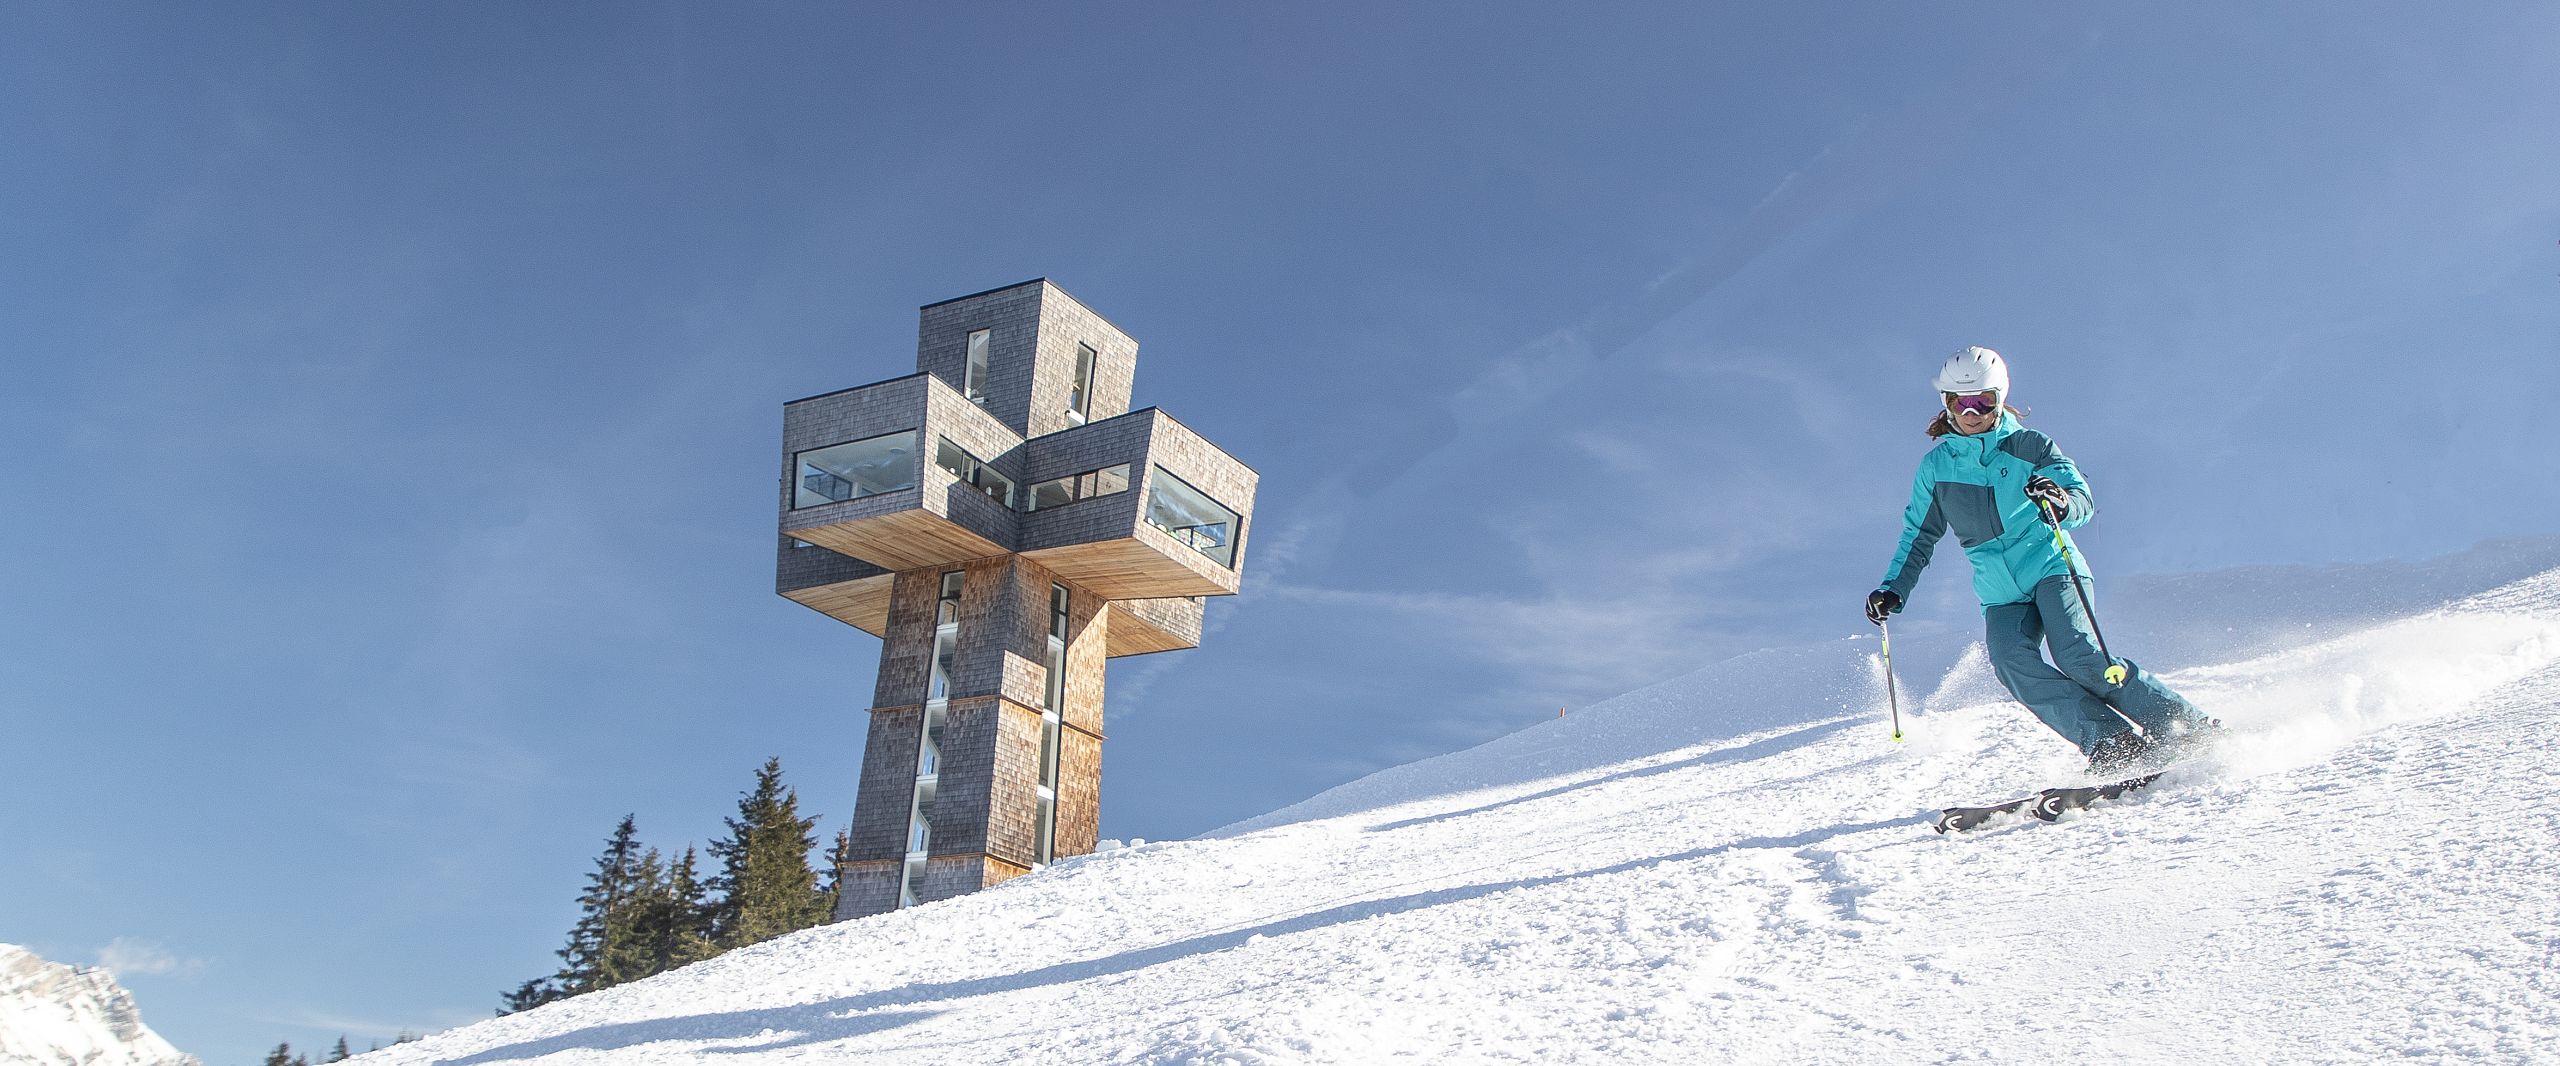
[774,279,1258,919]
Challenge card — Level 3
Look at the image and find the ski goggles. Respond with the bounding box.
[1942,390,2001,415]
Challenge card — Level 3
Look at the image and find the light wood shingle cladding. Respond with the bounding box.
[776,279,1255,921]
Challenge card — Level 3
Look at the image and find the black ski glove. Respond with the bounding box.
[1865,590,1901,625]
[2025,475,2070,516]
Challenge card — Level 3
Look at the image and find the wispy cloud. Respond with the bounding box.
[1250,372,1872,714]
[1447,328,1595,427]
[1262,577,1717,707]
[1114,65,1998,729]
[95,937,206,979]
[1116,489,1347,717]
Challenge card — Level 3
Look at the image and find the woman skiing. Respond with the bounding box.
[1867,347,2215,773]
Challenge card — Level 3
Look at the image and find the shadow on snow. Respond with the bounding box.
[1365,716,1864,833]
[444,813,1910,1063]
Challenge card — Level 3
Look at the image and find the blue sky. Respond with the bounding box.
[3,4,2554,1061]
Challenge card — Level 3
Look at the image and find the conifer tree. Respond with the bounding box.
[498,976,564,1015]
[261,1043,299,1066]
[821,827,857,920]
[558,814,649,994]
[708,757,828,949]
[634,845,718,975]
[603,847,667,985]
[326,1036,350,1062]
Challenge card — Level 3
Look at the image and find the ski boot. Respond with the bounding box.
[2083,730,2155,776]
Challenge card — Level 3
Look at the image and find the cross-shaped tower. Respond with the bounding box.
[776,279,1257,919]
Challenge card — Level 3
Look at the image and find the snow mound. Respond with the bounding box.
[363,559,2560,1064]
[0,946,199,1066]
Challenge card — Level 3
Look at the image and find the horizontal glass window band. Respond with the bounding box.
[1146,466,1241,568]
[1024,463,1130,512]
[935,437,1015,508]
[792,430,919,510]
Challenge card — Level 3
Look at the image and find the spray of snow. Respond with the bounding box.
[2179,608,2560,778]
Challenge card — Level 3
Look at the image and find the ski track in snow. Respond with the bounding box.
[370,567,2560,1065]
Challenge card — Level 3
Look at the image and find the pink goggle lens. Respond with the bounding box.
[1944,391,2000,414]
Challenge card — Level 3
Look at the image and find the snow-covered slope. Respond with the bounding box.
[370,562,2560,1064]
[0,946,198,1066]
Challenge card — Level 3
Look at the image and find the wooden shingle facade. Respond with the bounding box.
[777,280,1256,919]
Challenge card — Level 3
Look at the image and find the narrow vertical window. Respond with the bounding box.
[1044,584,1069,712]
[964,329,990,403]
[1066,343,1096,424]
[901,569,966,908]
[928,570,964,700]
[1035,584,1069,865]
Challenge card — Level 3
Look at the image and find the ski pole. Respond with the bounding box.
[1879,617,1905,742]
[2038,500,2127,687]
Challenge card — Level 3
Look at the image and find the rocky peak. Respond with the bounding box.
[0,944,199,1066]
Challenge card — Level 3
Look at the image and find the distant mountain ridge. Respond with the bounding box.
[0,945,198,1066]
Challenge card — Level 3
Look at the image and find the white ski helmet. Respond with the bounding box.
[1933,345,2009,400]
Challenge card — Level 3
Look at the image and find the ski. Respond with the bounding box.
[1933,772,2163,833]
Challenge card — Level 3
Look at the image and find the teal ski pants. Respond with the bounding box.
[1986,574,2206,754]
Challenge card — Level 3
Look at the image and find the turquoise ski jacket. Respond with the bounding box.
[1878,411,2095,611]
